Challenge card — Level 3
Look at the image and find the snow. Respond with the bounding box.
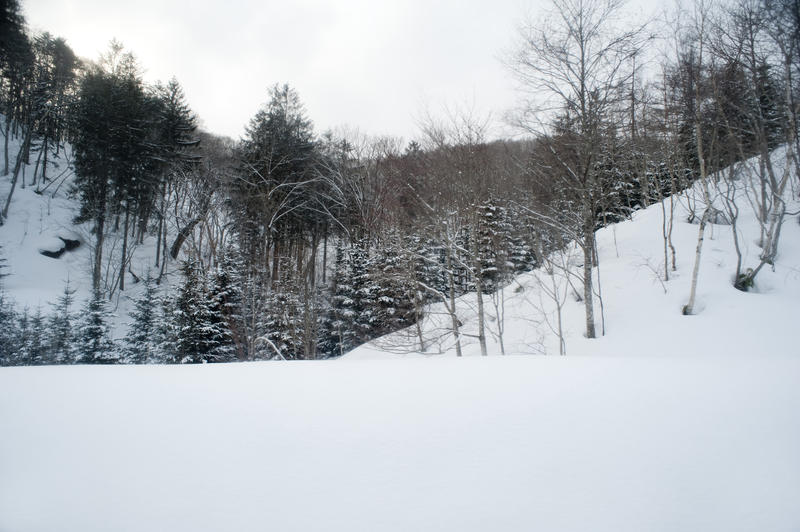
[2,128,800,530]
[1,356,799,532]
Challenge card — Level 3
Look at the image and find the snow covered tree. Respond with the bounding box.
[174,261,234,363]
[0,291,18,365]
[260,272,304,360]
[349,240,376,344]
[209,252,245,360]
[47,280,76,364]
[77,292,117,364]
[370,239,416,338]
[123,274,160,363]
[22,307,46,365]
[319,243,356,358]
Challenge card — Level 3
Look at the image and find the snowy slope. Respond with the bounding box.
[0,138,93,309]
[350,148,800,360]
[0,120,183,335]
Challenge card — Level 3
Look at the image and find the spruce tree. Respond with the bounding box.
[0,291,18,366]
[77,292,116,364]
[25,307,47,365]
[174,261,234,363]
[123,274,159,363]
[47,280,76,364]
[320,243,356,357]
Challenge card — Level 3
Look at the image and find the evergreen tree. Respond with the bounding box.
[72,42,154,293]
[14,307,30,365]
[24,307,47,365]
[77,292,116,364]
[320,243,356,357]
[234,84,319,266]
[349,241,375,345]
[174,261,234,363]
[206,265,237,362]
[154,293,179,364]
[0,291,18,365]
[260,273,304,360]
[123,274,159,363]
[47,280,76,364]
[209,251,244,360]
[371,240,415,337]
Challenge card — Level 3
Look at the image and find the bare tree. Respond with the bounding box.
[509,0,648,337]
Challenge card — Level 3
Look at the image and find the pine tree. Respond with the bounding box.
[123,274,159,363]
[260,274,304,360]
[72,42,154,293]
[0,291,18,366]
[209,252,244,360]
[371,240,415,337]
[77,292,117,364]
[154,294,179,363]
[25,307,47,365]
[174,261,234,363]
[320,243,356,357]
[350,241,375,344]
[206,266,237,363]
[47,280,76,364]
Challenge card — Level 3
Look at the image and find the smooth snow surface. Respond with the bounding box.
[1,356,799,532]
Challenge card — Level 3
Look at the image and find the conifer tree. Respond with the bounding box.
[0,291,18,365]
[260,274,304,360]
[174,261,234,363]
[47,280,76,364]
[123,274,159,364]
[25,307,47,365]
[77,292,116,364]
[209,252,244,360]
[320,243,356,357]
[72,42,154,293]
[371,241,415,337]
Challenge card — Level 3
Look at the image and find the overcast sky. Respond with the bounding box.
[23,0,540,142]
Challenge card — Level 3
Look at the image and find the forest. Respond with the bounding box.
[0,0,797,365]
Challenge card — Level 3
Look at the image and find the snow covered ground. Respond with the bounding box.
[1,356,799,532]
[2,138,799,530]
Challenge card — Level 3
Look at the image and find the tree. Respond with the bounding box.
[77,292,117,364]
[72,41,153,294]
[123,274,160,363]
[174,261,234,363]
[0,290,18,365]
[234,83,319,280]
[509,0,647,337]
[47,279,76,363]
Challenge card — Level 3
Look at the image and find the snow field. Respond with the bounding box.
[1,355,798,532]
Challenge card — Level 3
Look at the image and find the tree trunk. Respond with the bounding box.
[120,204,130,291]
[683,211,707,315]
[1,130,31,223]
[41,135,49,182]
[170,217,202,260]
[582,207,596,338]
[3,118,10,176]
[446,243,463,357]
[93,212,106,294]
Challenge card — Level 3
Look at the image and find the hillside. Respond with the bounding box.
[350,148,800,360]
[2,145,799,530]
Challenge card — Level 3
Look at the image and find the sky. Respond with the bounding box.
[23,0,535,142]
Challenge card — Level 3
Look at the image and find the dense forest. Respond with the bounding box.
[0,0,797,365]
